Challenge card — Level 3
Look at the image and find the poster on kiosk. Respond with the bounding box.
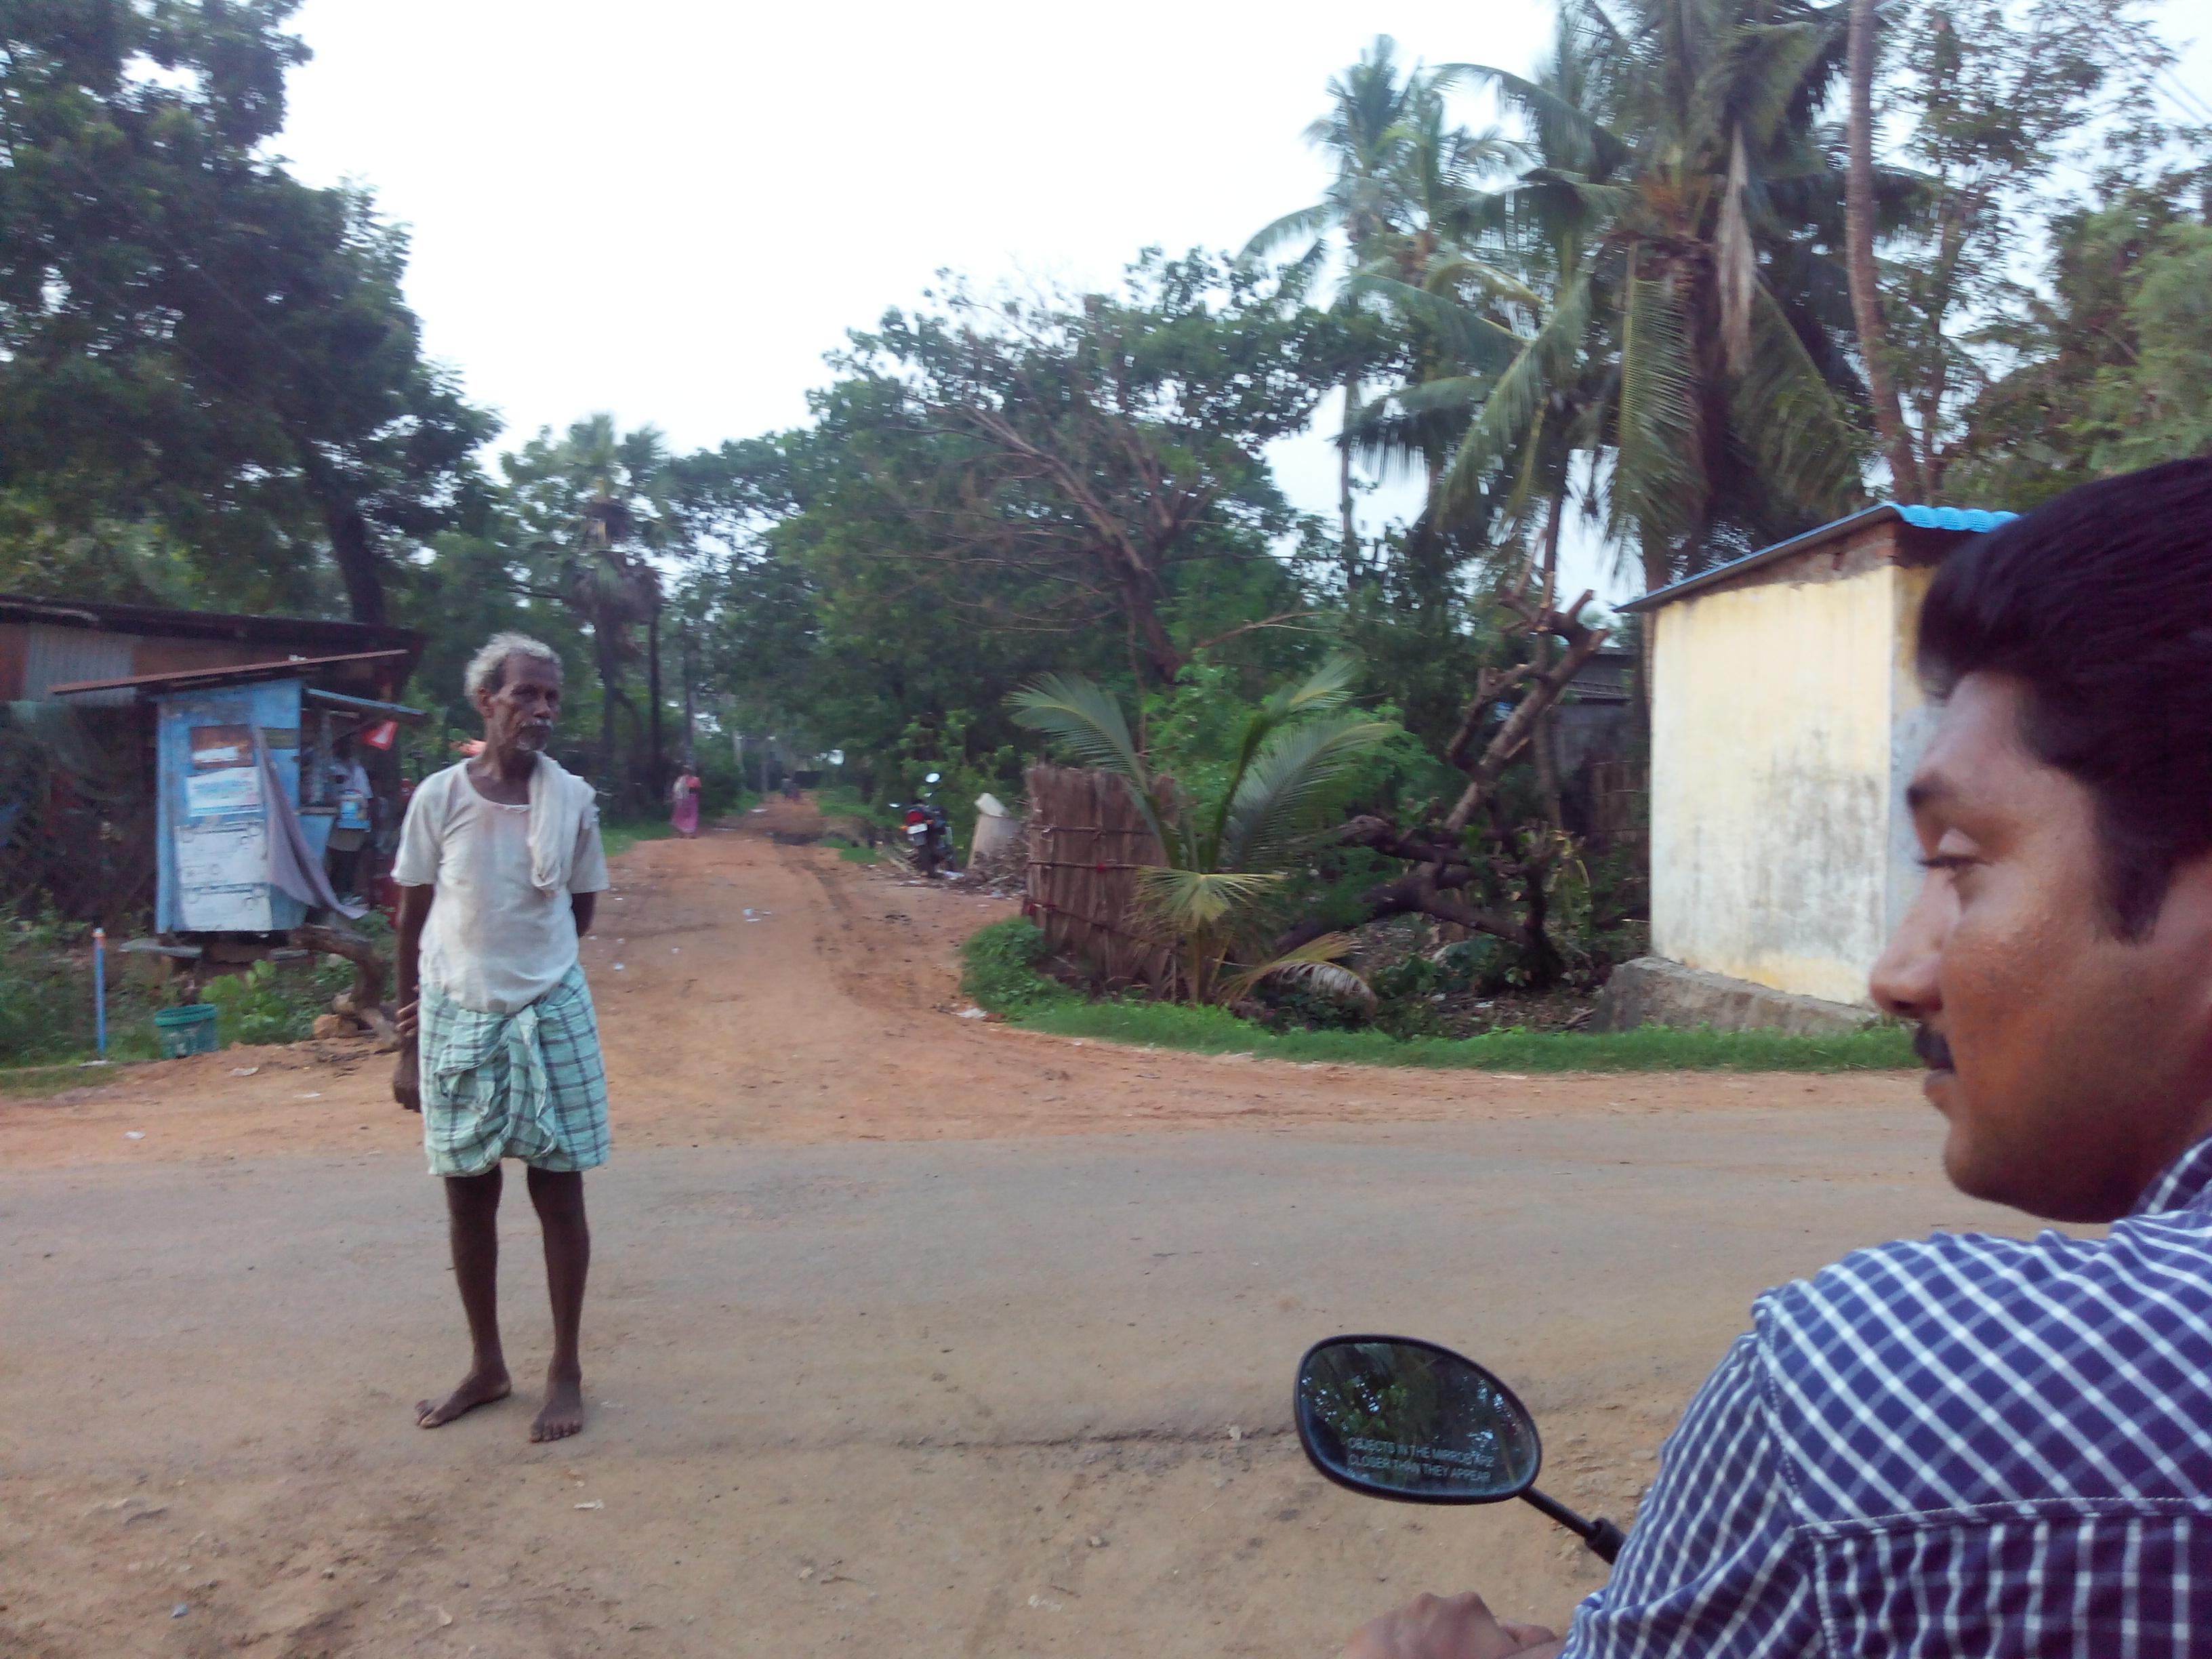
[155,678,323,934]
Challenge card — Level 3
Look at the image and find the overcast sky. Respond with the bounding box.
[276,0,2212,604]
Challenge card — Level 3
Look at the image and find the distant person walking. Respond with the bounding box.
[670,764,701,838]
[391,632,611,1443]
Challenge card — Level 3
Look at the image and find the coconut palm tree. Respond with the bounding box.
[1244,38,1513,584]
[505,414,680,796]
[1008,656,1395,1006]
[1422,0,1868,592]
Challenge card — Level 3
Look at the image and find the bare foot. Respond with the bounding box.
[531,1374,586,1442]
[416,1367,512,1427]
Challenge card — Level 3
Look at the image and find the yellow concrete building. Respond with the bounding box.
[1617,504,2015,1017]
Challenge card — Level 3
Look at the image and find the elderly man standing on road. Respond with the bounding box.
[392,632,611,1443]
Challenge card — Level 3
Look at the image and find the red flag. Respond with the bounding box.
[361,719,398,750]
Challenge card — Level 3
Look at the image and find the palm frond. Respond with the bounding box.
[1436,265,1594,512]
[1422,257,1545,313]
[1007,674,1144,780]
[1436,62,1633,178]
[1240,204,1333,265]
[1265,652,1366,720]
[1610,264,1706,556]
[1008,674,1170,844]
[1732,284,1867,520]
[1130,867,1284,936]
[1347,274,1527,373]
[1219,712,1398,874]
[1696,20,1828,151]
[1370,375,1494,419]
[1218,933,1376,1009]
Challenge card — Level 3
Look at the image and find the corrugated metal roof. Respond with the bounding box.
[22,623,133,705]
[1618,503,2018,613]
[47,649,412,699]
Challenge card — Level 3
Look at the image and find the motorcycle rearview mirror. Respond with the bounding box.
[1294,1336,1626,1565]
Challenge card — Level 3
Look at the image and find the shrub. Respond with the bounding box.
[202,956,352,1047]
[960,917,1074,1012]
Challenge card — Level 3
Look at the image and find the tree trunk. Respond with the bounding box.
[680,629,698,767]
[1847,0,1923,501]
[1532,493,1567,832]
[595,628,621,792]
[1338,375,1361,588]
[325,503,388,626]
[647,608,666,804]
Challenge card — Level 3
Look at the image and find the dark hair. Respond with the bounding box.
[1918,457,2212,938]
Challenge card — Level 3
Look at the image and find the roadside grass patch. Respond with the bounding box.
[960,918,1913,1073]
[0,1061,149,1100]
[600,815,676,861]
[2,907,165,1067]
[960,916,1079,1015]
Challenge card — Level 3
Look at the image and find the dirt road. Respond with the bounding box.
[1,801,2020,1656]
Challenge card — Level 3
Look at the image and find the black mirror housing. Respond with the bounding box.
[1294,1335,1544,1505]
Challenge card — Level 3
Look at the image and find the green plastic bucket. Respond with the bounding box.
[155,1003,220,1059]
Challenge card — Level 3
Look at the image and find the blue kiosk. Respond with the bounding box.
[54,649,425,960]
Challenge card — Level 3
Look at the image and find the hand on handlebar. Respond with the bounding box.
[1345,1592,1563,1659]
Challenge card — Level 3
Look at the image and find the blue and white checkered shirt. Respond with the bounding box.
[1565,1134,2212,1656]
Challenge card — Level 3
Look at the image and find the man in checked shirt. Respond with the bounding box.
[1351,457,2212,1658]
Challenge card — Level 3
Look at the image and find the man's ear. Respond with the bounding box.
[2161,854,2212,1040]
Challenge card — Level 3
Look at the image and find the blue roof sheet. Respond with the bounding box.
[1896,505,2018,533]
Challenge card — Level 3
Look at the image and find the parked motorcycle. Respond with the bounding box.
[1293,1334,1627,1564]
[904,773,954,877]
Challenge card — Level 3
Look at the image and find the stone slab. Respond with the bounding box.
[1591,955,1871,1036]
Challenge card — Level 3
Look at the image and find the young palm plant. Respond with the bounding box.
[1008,657,1396,1006]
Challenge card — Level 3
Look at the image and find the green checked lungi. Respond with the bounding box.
[419,964,610,1177]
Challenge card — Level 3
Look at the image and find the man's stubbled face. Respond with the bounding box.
[1870,672,2212,1222]
[475,653,562,755]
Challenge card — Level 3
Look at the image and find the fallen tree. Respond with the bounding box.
[1272,587,1613,985]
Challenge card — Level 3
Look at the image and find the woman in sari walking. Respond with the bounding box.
[670,764,701,838]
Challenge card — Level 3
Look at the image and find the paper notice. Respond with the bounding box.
[185,766,262,817]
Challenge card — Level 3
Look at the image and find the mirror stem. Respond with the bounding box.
[1517,1487,1626,1565]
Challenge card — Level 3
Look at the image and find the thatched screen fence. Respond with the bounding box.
[1022,762,1171,993]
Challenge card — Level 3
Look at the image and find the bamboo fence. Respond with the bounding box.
[1022,762,1172,992]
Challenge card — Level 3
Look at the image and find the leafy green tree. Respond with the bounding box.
[1946,171,2212,506]
[820,251,1338,689]
[0,1,493,619]
[1866,0,2171,501]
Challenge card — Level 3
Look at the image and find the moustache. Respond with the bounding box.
[1912,1024,1954,1071]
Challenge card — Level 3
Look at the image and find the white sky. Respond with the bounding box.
[276,0,2212,606]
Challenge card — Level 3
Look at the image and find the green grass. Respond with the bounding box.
[834,844,880,864]
[1,904,379,1070]
[600,815,676,861]
[958,918,1915,1073]
[0,1060,149,1099]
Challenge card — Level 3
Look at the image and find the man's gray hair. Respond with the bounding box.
[464,632,562,701]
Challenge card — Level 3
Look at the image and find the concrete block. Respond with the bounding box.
[1590,956,1870,1036]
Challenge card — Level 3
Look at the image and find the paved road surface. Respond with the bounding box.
[1,804,2025,1656]
[4,1112,2022,1656]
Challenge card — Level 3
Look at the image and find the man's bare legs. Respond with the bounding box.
[415,1164,590,1439]
[416,1166,512,1426]
[527,1166,590,1442]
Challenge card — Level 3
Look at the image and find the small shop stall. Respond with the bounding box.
[51,650,426,994]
